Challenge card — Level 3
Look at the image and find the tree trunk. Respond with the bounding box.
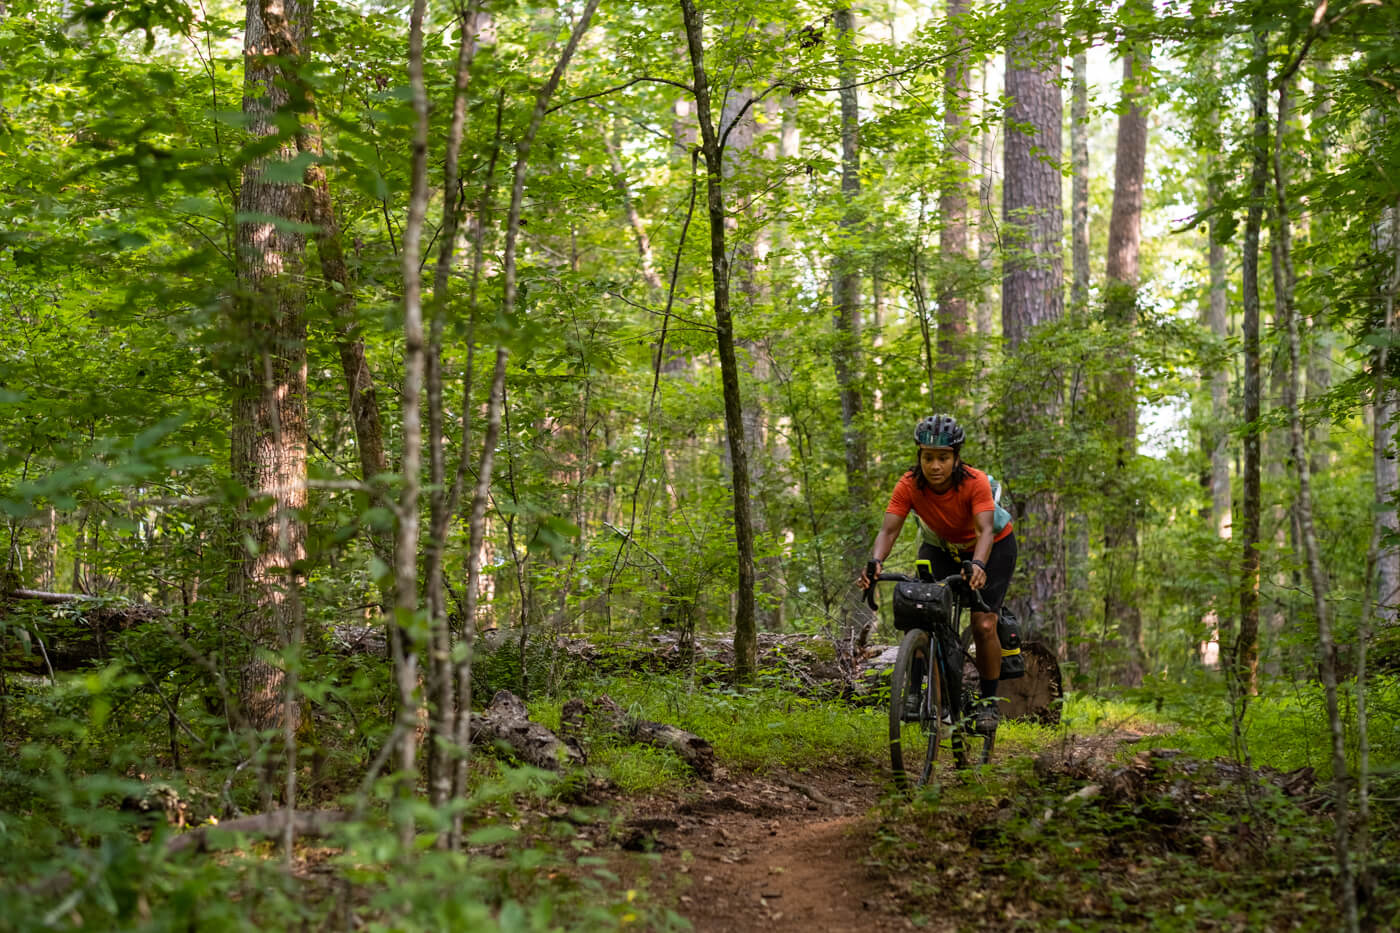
[1070,50,1090,312]
[975,60,999,342]
[1202,89,1232,669]
[424,1,484,814]
[936,0,971,372]
[721,81,781,633]
[1102,14,1150,687]
[1001,0,1065,638]
[680,0,758,678]
[231,0,311,735]
[1377,204,1400,626]
[833,3,868,510]
[1235,29,1269,697]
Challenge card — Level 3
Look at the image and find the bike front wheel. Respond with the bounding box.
[889,627,943,790]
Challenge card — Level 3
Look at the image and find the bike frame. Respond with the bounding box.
[866,562,992,780]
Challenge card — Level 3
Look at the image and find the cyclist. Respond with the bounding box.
[858,414,1017,735]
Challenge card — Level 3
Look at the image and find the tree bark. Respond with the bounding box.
[832,3,868,509]
[231,0,311,735]
[424,0,484,814]
[1001,0,1065,638]
[680,0,758,679]
[1235,29,1269,697]
[1201,83,1232,669]
[936,0,971,372]
[1070,50,1090,312]
[1102,13,1150,687]
[1377,204,1400,627]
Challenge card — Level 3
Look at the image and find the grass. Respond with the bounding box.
[530,675,889,793]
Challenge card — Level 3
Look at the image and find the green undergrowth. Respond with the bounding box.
[530,676,889,794]
[0,755,687,933]
[1083,673,1400,778]
[872,750,1399,931]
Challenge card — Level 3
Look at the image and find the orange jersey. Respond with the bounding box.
[884,466,1013,550]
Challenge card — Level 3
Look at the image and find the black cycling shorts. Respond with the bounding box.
[916,531,1017,613]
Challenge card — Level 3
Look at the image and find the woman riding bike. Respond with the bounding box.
[858,414,1017,735]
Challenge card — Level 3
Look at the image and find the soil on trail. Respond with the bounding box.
[618,769,916,932]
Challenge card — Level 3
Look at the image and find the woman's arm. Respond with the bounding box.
[859,511,907,587]
[967,509,995,589]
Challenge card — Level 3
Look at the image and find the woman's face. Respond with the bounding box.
[919,447,957,489]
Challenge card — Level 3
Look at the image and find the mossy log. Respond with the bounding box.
[560,693,716,778]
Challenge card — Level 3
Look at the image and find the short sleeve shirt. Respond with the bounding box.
[884,466,1013,550]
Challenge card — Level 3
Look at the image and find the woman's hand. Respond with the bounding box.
[964,560,987,590]
[859,558,882,589]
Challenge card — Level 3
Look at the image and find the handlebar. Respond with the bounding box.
[862,561,990,613]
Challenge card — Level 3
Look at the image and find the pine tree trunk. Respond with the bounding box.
[232,0,311,735]
[1102,20,1150,687]
[680,0,758,678]
[1001,0,1065,636]
[936,0,971,372]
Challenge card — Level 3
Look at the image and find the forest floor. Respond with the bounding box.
[613,765,897,932]
[573,724,1365,932]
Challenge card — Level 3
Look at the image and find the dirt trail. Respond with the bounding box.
[622,770,916,932]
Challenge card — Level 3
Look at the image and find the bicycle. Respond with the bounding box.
[864,559,994,789]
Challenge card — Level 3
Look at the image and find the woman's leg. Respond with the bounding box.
[969,534,1017,730]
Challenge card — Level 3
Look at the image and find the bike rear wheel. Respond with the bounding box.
[889,627,942,789]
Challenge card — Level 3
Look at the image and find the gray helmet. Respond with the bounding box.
[914,414,965,448]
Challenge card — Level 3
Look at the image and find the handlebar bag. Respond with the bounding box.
[891,581,953,633]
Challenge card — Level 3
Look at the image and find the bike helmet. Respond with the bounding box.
[913,414,964,448]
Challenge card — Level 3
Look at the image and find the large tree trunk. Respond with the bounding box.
[1001,0,1065,639]
[832,3,872,635]
[1235,29,1269,697]
[832,3,868,510]
[1102,14,1151,687]
[936,0,971,373]
[680,0,758,678]
[231,0,311,735]
[1202,85,1232,670]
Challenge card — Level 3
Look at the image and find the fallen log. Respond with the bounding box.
[2,590,388,673]
[560,694,716,779]
[166,809,350,855]
[2,589,164,673]
[474,689,583,772]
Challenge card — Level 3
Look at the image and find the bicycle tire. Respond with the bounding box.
[889,628,942,790]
